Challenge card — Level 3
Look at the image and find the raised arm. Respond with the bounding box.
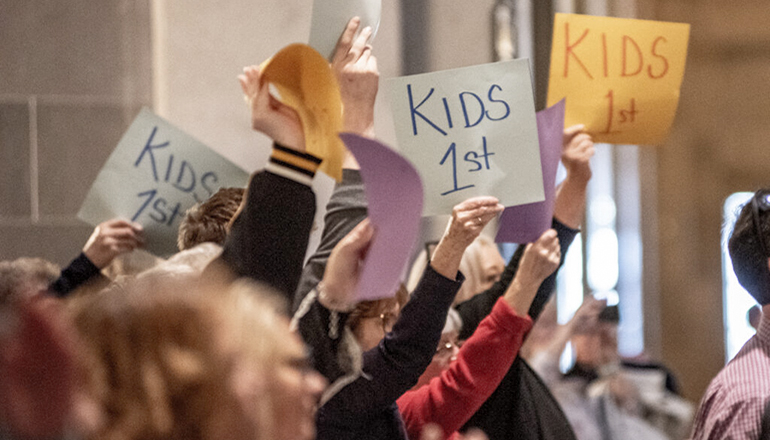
[49,219,144,297]
[292,17,381,309]
[311,198,502,431]
[398,229,561,440]
[527,295,606,385]
[456,125,594,337]
[211,65,321,303]
[553,124,593,229]
[333,17,379,139]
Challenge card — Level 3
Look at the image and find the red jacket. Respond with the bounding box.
[397,297,533,440]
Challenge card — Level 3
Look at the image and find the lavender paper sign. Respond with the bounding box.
[340,133,423,301]
[495,100,565,243]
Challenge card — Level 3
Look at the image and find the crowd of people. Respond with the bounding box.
[1,16,768,440]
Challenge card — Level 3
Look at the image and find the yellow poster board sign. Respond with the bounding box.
[261,44,345,181]
[547,13,690,145]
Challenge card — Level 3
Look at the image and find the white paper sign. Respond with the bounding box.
[387,59,544,216]
[308,0,381,60]
[78,108,250,257]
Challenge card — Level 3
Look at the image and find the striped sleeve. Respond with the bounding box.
[265,143,323,186]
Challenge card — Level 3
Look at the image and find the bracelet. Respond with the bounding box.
[317,282,356,312]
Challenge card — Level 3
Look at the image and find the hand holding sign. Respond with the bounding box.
[547,13,690,145]
[431,196,503,280]
[309,0,381,61]
[340,133,423,302]
[319,218,376,310]
[260,44,346,181]
[333,17,379,138]
[239,65,305,151]
[561,124,594,184]
[82,219,145,269]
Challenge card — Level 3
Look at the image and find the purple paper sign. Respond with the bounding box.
[340,133,424,301]
[495,99,565,243]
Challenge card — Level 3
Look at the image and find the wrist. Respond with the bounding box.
[504,278,534,316]
[563,167,592,183]
[82,249,108,269]
[316,282,356,312]
[343,111,375,137]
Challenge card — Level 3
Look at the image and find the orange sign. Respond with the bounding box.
[547,14,690,145]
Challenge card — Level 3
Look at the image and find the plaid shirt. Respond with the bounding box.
[691,313,770,440]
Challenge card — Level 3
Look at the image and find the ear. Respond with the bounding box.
[0,298,77,438]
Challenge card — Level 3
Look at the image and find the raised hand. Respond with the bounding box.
[504,228,561,315]
[562,124,594,182]
[238,65,305,150]
[430,196,504,280]
[569,295,607,335]
[516,229,561,287]
[554,124,595,228]
[319,219,375,310]
[332,17,379,138]
[82,219,145,269]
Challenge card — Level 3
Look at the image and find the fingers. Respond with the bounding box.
[533,228,560,258]
[453,196,502,214]
[338,218,375,257]
[239,65,263,103]
[563,124,585,140]
[332,17,374,68]
[347,26,373,62]
[367,50,378,72]
[452,197,504,230]
[332,17,361,66]
[101,220,145,247]
[522,228,561,278]
[238,75,249,95]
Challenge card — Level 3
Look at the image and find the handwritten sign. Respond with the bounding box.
[547,13,690,145]
[387,59,544,217]
[340,133,422,302]
[78,108,250,257]
[261,44,345,181]
[308,0,381,61]
[496,99,565,244]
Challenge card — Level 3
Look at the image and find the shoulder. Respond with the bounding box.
[691,360,769,440]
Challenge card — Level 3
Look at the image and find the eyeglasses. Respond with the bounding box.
[751,191,770,257]
[379,312,398,333]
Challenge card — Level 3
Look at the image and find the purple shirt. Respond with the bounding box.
[691,312,770,440]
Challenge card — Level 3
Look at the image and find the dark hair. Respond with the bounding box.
[177,187,245,251]
[728,189,770,305]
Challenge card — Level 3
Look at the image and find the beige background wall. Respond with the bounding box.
[154,0,402,171]
[638,0,770,402]
[0,0,152,265]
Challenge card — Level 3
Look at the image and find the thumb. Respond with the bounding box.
[339,218,375,258]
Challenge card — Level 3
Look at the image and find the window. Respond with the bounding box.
[722,192,759,362]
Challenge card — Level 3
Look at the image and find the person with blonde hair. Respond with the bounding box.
[407,235,506,307]
[70,274,325,440]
